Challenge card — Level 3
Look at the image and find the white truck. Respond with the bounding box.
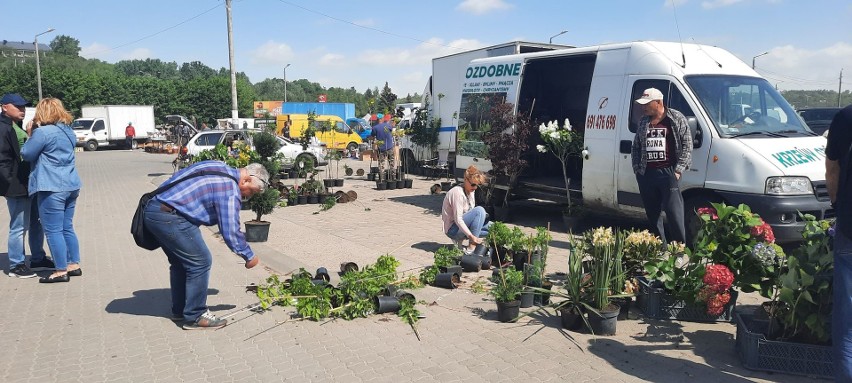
[453,41,830,243]
[399,41,570,166]
[72,105,155,151]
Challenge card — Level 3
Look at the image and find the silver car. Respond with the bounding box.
[184,129,327,171]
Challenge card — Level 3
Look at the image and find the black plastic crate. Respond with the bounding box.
[735,312,833,379]
[635,277,736,322]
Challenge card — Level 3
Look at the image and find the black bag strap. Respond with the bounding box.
[151,170,238,197]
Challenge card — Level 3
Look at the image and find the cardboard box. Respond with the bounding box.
[360,150,373,161]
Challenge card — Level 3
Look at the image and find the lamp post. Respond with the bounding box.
[751,51,769,70]
[34,28,55,101]
[549,30,568,44]
[283,63,290,103]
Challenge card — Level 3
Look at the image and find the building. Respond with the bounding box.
[0,40,51,64]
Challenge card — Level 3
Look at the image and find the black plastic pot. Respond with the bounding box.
[375,181,386,190]
[479,255,492,270]
[315,267,330,282]
[374,296,401,314]
[613,297,632,320]
[396,180,404,189]
[323,179,334,188]
[434,272,459,289]
[370,166,380,174]
[289,197,298,206]
[492,265,515,280]
[339,262,359,274]
[588,303,620,336]
[560,306,584,331]
[537,280,553,306]
[460,255,481,272]
[298,195,308,204]
[519,289,535,308]
[393,289,415,302]
[334,179,344,187]
[244,221,270,242]
[439,265,463,276]
[386,180,396,190]
[367,173,376,181]
[404,179,413,188]
[440,181,452,192]
[308,195,319,204]
[496,300,520,323]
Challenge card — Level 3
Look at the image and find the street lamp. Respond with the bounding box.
[34,28,55,101]
[549,30,568,44]
[751,51,769,70]
[283,63,290,103]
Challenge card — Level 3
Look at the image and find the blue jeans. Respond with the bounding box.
[5,196,47,267]
[446,206,491,241]
[833,226,852,382]
[37,191,80,270]
[144,199,212,322]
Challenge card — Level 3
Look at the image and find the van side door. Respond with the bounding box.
[616,78,710,211]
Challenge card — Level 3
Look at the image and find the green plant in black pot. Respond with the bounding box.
[486,221,513,265]
[490,267,524,322]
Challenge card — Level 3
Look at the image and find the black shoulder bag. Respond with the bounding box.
[132,170,237,250]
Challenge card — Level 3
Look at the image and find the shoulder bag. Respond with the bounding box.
[132,170,237,250]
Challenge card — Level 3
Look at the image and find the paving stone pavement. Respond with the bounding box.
[0,150,818,382]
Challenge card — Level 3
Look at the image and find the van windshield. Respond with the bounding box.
[686,75,810,137]
[70,120,93,130]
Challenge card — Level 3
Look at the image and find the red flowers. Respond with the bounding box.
[750,218,775,243]
[698,264,734,316]
[697,207,718,220]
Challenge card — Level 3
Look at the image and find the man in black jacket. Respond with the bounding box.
[0,93,51,278]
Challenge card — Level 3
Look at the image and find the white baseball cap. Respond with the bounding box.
[635,88,664,104]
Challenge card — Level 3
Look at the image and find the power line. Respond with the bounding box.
[757,66,838,86]
[275,0,466,51]
[84,2,224,58]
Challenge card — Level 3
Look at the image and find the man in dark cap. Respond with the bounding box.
[0,93,51,278]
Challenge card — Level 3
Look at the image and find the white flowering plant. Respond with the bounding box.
[537,119,583,214]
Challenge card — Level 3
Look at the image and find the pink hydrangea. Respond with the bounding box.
[750,218,775,243]
[697,207,718,220]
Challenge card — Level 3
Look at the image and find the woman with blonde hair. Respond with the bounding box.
[21,98,82,283]
[441,165,491,254]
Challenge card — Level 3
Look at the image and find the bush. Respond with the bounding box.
[248,188,280,222]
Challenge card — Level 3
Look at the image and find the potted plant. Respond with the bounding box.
[490,266,524,322]
[481,101,532,222]
[245,188,281,242]
[536,118,584,229]
[586,226,625,335]
[486,221,513,267]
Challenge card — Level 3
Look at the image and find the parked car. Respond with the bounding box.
[184,129,327,172]
[797,107,841,136]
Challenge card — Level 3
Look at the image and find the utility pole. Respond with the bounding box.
[839,69,844,107]
[226,0,238,129]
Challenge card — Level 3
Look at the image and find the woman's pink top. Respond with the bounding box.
[441,185,475,238]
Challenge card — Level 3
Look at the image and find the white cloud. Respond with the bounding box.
[250,41,294,66]
[79,43,111,59]
[319,53,346,66]
[663,0,689,7]
[123,48,152,60]
[756,42,852,90]
[456,0,512,15]
[701,0,746,9]
[357,38,485,66]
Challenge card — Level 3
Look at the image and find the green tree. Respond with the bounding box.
[49,35,81,57]
[377,82,397,114]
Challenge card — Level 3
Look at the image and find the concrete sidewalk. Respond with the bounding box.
[0,151,813,382]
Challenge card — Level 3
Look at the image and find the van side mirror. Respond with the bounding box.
[687,117,702,149]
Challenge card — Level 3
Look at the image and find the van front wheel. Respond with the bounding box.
[346,142,358,154]
[84,140,98,151]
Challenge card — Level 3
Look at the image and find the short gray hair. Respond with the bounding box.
[244,163,270,192]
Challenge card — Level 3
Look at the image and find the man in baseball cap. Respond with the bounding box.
[630,87,693,244]
[0,93,51,278]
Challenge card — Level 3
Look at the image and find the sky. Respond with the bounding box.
[6,0,852,98]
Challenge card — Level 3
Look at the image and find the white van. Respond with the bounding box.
[455,41,829,243]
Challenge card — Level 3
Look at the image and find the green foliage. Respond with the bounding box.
[253,130,281,159]
[772,215,833,344]
[585,227,623,309]
[377,82,398,114]
[398,296,420,325]
[486,221,512,249]
[622,229,664,276]
[319,196,336,212]
[408,102,439,152]
[418,266,439,286]
[335,255,401,320]
[644,242,701,296]
[249,188,280,222]
[434,246,461,268]
[490,267,524,302]
[49,35,81,57]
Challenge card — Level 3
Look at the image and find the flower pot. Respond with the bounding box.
[404,179,413,188]
[562,213,582,233]
[519,289,535,308]
[374,296,401,314]
[491,247,511,268]
[588,303,620,336]
[471,244,489,257]
[434,272,459,289]
[370,166,380,174]
[297,195,308,204]
[393,289,415,303]
[289,197,298,206]
[334,179,344,187]
[314,267,330,282]
[308,195,319,204]
[479,255,492,270]
[386,180,396,190]
[396,180,404,189]
[460,254,481,272]
[340,262,359,274]
[536,280,553,306]
[280,173,289,180]
[367,173,376,181]
[496,300,521,323]
[439,265,463,276]
[288,170,297,178]
[244,221,271,242]
[375,180,386,190]
[613,297,632,320]
[323,179,334,188]
[440,181,452,192]
[560,306,585,331]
